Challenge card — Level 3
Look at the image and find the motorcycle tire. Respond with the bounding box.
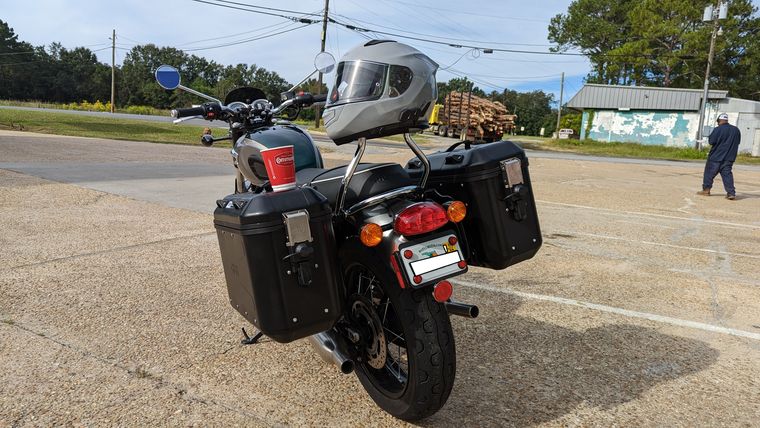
[340,240,456,421]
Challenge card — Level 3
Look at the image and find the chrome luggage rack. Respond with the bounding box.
[336,133,430,217]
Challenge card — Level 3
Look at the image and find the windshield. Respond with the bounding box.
[328,60,388,106]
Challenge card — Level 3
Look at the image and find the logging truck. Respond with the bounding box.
[428,91,516,142]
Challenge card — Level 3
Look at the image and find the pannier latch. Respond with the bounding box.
[504,185,529,221]
[283,210,315,287]
[500,158,529,221]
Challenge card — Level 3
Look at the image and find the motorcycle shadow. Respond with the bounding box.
[423,289,720,427]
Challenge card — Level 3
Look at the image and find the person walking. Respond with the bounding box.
[697,113,741,200]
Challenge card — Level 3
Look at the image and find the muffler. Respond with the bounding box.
[445,300,479,318]
[308,330,355,374]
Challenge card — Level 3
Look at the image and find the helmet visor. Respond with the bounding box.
[328,60,388,106]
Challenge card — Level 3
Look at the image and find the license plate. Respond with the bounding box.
[398,231,466,287]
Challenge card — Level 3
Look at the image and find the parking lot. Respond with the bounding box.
[1,130,759,426]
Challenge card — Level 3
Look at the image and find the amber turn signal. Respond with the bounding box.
[360,223,383,247]
[446,201,467,223]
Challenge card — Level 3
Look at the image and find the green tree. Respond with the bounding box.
[548,0,635,84]
[549,0,760,98]
[501,89,556,136]
[436,77,486,103]
[0,20,37,99]
[120,44,188,108]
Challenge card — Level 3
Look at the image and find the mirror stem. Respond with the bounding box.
[286,69,319,94]
[178,84,222,105]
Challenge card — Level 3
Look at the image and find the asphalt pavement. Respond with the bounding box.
[1,130,759,426]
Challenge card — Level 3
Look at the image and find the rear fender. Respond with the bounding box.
[347,199,416,289]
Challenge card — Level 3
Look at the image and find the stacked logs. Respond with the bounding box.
[443,91,516,136]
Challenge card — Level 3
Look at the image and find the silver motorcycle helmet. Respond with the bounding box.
[322,40,438,145]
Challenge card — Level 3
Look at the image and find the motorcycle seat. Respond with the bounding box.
[296,163,414,208]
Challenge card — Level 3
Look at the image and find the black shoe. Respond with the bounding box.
[726,194,736,200]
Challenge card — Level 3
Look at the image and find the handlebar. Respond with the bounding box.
[171,106,206,119]
[169,93,328,122]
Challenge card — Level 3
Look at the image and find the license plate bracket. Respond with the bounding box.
[397,231,467,288]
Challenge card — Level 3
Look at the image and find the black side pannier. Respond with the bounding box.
[407,141,542,270]
[213,187,343,343]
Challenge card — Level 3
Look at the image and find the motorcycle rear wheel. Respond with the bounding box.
[340,242,456,421]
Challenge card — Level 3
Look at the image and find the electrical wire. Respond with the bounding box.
[0,60,43,67]
[189,0,319,22]
[0,51,36,56]
[374,0,465,40]
[176,17,304,46]
[181,24,314,51]
[335,14,555,47]
[331,19,690,60]
[118,34,145,45]
[380,0,551,24]
[197,0,322,17]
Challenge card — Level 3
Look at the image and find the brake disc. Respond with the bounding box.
[350,295,387,370]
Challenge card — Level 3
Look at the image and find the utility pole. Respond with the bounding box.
[110,29,116,113]
[696,2,728,150]
[555,72,564,139]
[314,0,329,128]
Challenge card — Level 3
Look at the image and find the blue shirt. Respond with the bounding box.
[707,123,741,162]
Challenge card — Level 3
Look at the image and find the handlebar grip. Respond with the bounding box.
[312,94,327,103]
[172,106,206,118]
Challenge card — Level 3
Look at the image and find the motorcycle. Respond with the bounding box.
[154,51,541,421]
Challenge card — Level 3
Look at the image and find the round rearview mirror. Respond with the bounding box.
[155,65,181,90]
[314,52,336,74]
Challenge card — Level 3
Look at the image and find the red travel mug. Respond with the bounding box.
[260,145,296,192]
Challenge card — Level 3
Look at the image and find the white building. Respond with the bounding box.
[567,84,760,156]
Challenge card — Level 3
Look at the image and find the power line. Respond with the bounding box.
[176,18,303,46]
[450,68,562,81]
[202,0,322,17]
[329,18,587,56]
[0,60,43,67]
[380,0,551,24]
[334,14,555,47]
[0,51,36,56]
[331,18,691,60]
[374,0,465,40]
[189,0,319,22]
[181,24,314,51]
[118,34,145,45]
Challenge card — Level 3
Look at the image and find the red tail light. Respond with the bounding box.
[394,202,448,236]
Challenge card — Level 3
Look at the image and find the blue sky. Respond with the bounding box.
[0,0,672,104]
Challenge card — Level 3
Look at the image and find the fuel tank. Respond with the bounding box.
[234,124,324,186]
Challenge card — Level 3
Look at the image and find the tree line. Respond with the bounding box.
[0,20,296,109]
[1,18,564,136]
[549,0,760,99]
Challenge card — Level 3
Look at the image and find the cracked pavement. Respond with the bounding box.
[1,130,760,426]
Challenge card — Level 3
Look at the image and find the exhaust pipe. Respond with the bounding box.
[308,330,355,374]
[445,300,479,318]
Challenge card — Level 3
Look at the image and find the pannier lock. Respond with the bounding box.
[500,158,529,221]
[282,210,315,287]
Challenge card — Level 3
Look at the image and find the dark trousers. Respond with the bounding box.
[702,159,735,195]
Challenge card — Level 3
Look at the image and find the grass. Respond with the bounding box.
[517,137,760,165]
[1,108,754,163]
[0,108,221,147]
[0,99,170,116]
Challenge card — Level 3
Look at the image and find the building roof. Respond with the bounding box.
[567,84,729,111]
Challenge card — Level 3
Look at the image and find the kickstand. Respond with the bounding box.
[240,327,264,345]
